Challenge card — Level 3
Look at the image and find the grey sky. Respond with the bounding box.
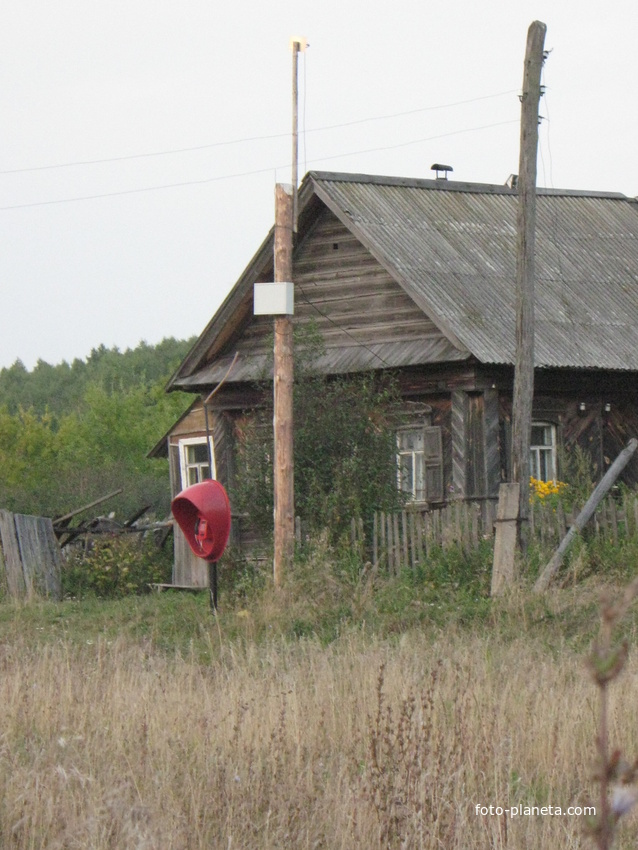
[1,0,637,370]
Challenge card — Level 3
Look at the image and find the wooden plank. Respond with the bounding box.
[0,537,6,596]
[451,391,467,499]
[409,511,417,571]
[0,510,26,599]
[609,498,618,546]
[466,393,485,498]
[372,512,378,568]
[455,501,463,553]
[393,513,400,572]
[416,511,424,563]
[471,501,480,548]
[483,389,501,499]
[401,511,409,569]
[13,514,62,600]
[386,512,393,573]
[173,526,208,588]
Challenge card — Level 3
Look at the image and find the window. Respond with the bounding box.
[179,437,216,488]
[397,425,443,502]
[530,423,556,481]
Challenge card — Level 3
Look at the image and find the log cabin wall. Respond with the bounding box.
[293,208,446,356]
[398,365,500,502]
[496,367,638,487]
[221,207,454,371]
[171,367,638,561]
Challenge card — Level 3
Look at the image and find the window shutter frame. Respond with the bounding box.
[423,425,444,502]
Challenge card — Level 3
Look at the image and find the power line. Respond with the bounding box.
[0,118,519,211]
[0,89,517,176]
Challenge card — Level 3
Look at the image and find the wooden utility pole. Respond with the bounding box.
[273,183,295,588]
[292,39,300,232]
[290,37,307,231]
[511,20,546,543]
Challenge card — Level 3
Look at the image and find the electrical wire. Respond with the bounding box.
[0,89,518,176]
[0,118,519,211]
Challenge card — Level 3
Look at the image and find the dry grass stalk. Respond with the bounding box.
[3,617,637,848]
[586,577,638,849]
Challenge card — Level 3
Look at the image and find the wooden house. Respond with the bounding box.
[151,170,638,582]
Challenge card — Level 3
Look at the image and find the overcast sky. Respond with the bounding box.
[1,0,637,371]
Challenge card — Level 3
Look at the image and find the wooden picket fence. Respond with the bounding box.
[369,490,638,573]
[372,501,496,572]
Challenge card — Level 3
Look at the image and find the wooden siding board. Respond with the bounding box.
[484,389,501,498]
[173,528,208,588]
[168,444,182,499]
[451,391,467,499]
[466,393,485,498]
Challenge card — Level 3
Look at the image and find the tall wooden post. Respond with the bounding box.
[273,183,294,588]
[511,20,546,544]
[292,40,300,233]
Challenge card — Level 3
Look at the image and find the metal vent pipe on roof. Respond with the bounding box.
[431,163,453,180]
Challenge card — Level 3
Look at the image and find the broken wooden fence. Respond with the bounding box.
[371,490,638,573]
[373,500,497,572]
[0,510,62,600]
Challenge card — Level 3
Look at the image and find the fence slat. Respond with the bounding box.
[0,510,26,598]
[393,513,400,572]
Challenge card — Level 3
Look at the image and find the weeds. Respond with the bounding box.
[586,579,638,848]
[61,536,172,599]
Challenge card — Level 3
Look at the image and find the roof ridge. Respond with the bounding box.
[308,170,628,200]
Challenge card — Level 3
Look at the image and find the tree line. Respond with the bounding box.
[0,339,195,521]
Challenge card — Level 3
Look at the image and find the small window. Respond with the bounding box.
[530,422,556,482]
[398,429,426,501]
[179,437,216,489]
[397,425,443,502]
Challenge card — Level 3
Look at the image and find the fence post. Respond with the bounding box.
[491,484,520,595]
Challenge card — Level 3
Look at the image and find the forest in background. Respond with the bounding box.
[0,338,196,521]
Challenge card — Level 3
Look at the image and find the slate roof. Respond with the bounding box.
[169,171,638,390]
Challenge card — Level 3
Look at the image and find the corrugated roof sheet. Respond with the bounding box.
[311,172,638,370]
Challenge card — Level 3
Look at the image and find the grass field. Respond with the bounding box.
[2,548,638,848]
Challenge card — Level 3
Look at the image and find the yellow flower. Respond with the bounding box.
[530,477,567,500]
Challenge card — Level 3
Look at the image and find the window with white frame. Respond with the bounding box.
[530,422,557,481]
[397,425,443,503]
[178,437,216,488]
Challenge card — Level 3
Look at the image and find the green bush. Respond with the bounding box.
[232,372,407,543]
[62,536,172,599]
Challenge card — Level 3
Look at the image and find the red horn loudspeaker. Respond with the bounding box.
[171,479,231,562]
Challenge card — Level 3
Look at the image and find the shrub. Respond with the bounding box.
[232,372,407,543]
[62,536,172,599]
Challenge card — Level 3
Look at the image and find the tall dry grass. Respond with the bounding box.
[2,618,638,850]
